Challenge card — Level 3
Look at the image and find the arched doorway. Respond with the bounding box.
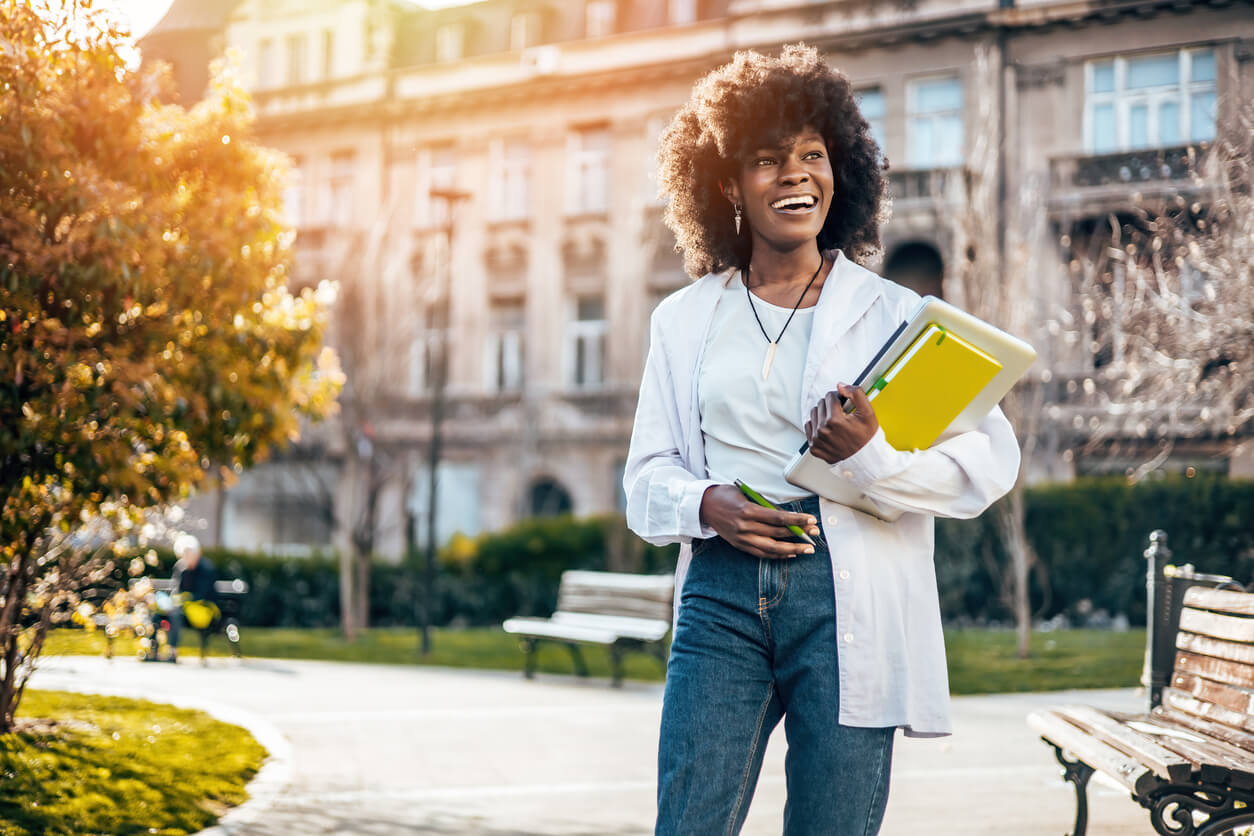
[528,477,573,518]
[883,242,944,299]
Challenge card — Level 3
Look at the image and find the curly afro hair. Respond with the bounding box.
[657,44,887,279]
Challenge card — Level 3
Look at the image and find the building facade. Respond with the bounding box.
[141,0,1254,559]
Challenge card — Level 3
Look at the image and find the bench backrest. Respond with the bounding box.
[555,570,674,622]
[149,578,249,596]
[1159,586,1254,742]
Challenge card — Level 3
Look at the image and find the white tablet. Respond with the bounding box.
[783,296,1036,521]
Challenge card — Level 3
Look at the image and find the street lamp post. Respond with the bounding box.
[420,188,470,656]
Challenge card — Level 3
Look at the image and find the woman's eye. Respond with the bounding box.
[804,151,824,160]
[754,157,776,166]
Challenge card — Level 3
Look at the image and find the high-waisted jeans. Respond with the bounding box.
[656,496,895,836]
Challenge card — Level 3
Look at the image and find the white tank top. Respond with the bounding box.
[699,272,814,504]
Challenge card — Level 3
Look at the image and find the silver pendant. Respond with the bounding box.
[762,341,777,380]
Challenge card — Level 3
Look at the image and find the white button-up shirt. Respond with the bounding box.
[623,250,1020,738]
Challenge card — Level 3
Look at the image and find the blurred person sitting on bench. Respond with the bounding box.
[158,534,218,662]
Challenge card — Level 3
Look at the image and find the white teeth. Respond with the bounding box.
[770,196,817,210]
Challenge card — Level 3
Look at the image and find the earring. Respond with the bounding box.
[734,204,742,235]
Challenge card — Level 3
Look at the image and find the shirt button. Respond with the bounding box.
[827,515,839,525]
[843,632,854,643]
[843,470,855,479]
[839,569,851,581]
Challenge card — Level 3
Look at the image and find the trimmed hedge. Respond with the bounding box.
[936,474,1254,625]
[118,475,1252,629]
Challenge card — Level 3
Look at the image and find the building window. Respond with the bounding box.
[567,295,606,388]
[419,146,457,229]
[528,477,573,517]
[509,11,542,51]
[585,0,616,38]
[329,150,355,227]
[1085,48,1216,154]
[856,87,886,156]
[408,306,445,395]
[568,125,610,215]
[668,0,698,24]
[483,300,525,392]
[257,38,276,89]
[490,138,530,221]
[286,33,306,86]
[906,75,963,168]
[321,30,334,79]
[613,459,627,513]
[409,463,482,546]
[283,158,303,228]
[436,23,464,63]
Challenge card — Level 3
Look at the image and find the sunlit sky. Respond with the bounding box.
[107,0,482,40]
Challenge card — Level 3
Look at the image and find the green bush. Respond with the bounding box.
[105,514,679,629]
[934,475,1254,625]
[102,476,1250,630]
[435,513,679,625]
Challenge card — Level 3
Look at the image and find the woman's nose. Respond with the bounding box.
[779,159,809,184]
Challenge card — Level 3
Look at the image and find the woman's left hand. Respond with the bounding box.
[805,383,879,464]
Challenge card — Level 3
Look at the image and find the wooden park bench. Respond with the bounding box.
[88,577,249,661]
[148,577,249,661]
[1028,530,1254,836]
[502,570,673,687]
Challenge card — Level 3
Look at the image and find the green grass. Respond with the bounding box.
[42,625,673,682]
[0,690,266,836]
[945,628,1146,694]
[42,626,1148,694]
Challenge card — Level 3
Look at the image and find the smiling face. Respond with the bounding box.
[726,127,835,254]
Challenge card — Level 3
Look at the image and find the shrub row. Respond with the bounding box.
[120,475,1253,629]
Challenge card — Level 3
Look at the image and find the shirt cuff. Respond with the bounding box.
[680,478,722,540]
[831,427,912,492]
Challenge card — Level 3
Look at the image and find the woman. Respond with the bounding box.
[623,45,1020,834]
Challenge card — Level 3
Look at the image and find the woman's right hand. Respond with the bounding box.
[698,485,820,559]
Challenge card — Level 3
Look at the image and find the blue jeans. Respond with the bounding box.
[657,496,895,836]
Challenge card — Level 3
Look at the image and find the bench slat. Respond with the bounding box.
[556,592,672,621]
[1183,587,1254,617]
[1179,607,1254,645]
[1174,650,1254,690]
[559,571,675,592]
[1052,705,1195,782]
[559,586,674,604]
[1171,672,1254,717]
[551,612,669,642]
[1177,631,1254,667]
[1152,707,1254,788]
[502,617,619,645]
[1116,715,1254,784]
[1027,710,1154,794]
[1162,688,1254,737]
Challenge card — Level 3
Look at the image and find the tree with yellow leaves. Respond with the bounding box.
[0,1,342,733]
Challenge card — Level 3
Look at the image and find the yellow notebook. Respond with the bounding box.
[866,323,1002,451]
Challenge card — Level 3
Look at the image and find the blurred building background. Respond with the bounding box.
[138,0,1254,560]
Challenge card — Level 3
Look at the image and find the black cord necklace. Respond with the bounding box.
[744,254,825,380]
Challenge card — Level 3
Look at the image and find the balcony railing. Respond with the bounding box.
[887,167,965,207]
[1050,145,1197,191]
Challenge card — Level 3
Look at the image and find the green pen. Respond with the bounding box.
[734,479,817,547]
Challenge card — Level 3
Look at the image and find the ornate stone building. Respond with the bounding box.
[141,0,1254,559]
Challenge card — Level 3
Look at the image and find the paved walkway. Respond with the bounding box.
[33,654,1149,835]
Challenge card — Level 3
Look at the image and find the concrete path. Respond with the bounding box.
[32,654,1149,835]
